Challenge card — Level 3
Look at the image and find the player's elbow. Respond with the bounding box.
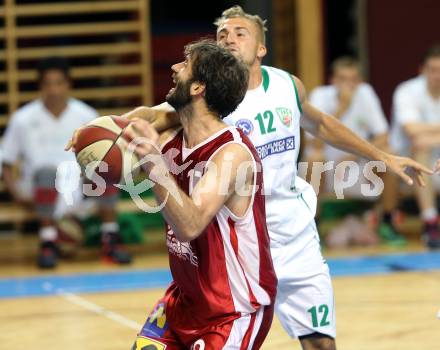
[174,226,203,243]
[318,114,338,141]
[174,219,206,242]
[402,123,419,139]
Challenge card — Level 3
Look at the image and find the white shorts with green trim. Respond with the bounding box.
[271,221,336,339]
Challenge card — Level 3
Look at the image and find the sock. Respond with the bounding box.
[100,222,119,234]
[383,212,392,224]
[39,226,57,241]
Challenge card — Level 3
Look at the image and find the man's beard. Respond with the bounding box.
[166,79,192,111]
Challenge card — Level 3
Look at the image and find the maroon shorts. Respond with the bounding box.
[133,297,274,350]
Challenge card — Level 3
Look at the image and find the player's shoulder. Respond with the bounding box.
[394,75,424,96]
[160,126,182,150]
[68,98,99,118]
[10,99,43,125]
[262,65,293,82]
[211,134,254,164]
[262,65,303,100]
[357,82,380,99]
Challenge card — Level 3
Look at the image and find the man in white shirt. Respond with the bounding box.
[1,57,131,268]
[390,45,440,249]
[308,57,404,245]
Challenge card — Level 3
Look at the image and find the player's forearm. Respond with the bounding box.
[333,102,349,119]
[123,104,180,133]
[412,133,440,149]
[317,113,387,162]
[146,162,207,242]
[403,122,440,137]
[151,110,180,133]
[371,133,390,152]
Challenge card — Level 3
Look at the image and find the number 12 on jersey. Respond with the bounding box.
[255,110,276,134]
[307,304,330,328]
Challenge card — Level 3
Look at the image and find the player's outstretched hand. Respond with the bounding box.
[434,159,440,175]
[383,153,433,186]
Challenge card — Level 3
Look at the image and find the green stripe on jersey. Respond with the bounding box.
[288,74,303,114]
[261,67,270,92]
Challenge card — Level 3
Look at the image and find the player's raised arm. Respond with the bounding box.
[65,102,180,152]
[296,75,433,186]
[122,102,180,132]
[125,119,254,242]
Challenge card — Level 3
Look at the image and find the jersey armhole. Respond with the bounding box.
[288,75,303,114]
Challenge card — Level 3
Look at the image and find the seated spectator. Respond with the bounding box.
[1,57,131,268]
[390,44,440,249]
[307,57,405,245]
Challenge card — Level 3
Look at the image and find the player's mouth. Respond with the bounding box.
[168,75,178,93]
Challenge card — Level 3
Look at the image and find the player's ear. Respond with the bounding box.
[190,81,206,96]
[257,44,267,60]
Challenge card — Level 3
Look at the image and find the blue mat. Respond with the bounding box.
[1,251,439,299]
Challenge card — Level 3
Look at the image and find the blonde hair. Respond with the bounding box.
[214,5,267,44]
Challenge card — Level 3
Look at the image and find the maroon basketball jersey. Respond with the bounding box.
[160,126,276,333]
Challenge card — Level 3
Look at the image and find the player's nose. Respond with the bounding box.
[225,33,236,44]
[172,61,185,73]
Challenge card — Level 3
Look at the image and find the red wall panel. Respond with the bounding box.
[367,0,439,117]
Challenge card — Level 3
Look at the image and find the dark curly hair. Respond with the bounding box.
[184,39,249,119]
[37,56,71,84]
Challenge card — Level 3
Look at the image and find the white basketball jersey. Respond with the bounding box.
[224,66,317,245]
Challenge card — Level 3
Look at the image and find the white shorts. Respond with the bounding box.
[271,221,336,339]
[17,166,85,219]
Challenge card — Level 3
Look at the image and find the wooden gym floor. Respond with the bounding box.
[0,231,439,350]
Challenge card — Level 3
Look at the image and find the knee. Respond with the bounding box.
[33,167,58,219]
[299,333,336,350]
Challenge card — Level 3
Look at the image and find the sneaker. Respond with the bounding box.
[101,232,132,264]
[422,222,440,249]
[37,241,59,269]
[378,222,407,246]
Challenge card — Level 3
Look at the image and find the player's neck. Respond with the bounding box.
[43,100,68,118]
[427,84,440,99]
[179,104,226,148]
[248,63,263,90]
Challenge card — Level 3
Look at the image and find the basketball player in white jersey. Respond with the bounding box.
[67,6,432,350]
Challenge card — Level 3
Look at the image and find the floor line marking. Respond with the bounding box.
[56,287,142,330]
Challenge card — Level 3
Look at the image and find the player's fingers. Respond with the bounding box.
[65,129,80,151]
[123,124,136,139]
[407,160,433,175]
[132,119,156,138]
[396,169,414,186]
[434,159,440,174]
[132,119,159,145]
[130,119,151,138]
[416,171,426,187]
[65,138,73,151]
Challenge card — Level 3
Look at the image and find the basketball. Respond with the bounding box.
[75,115,140,185]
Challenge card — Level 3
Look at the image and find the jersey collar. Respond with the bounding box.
[261,67,270,92]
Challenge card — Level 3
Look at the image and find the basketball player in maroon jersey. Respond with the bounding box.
[125,40,277,349]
